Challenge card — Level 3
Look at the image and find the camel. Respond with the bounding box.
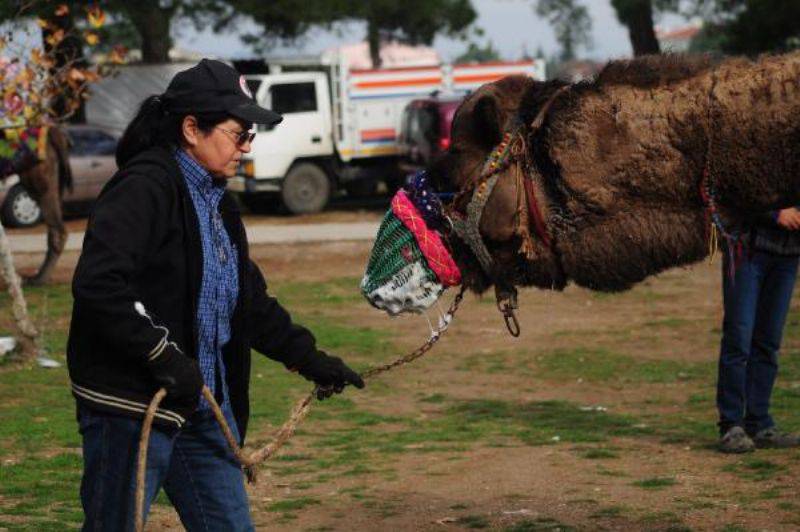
[2,126,72,285]
[363,52,800,318]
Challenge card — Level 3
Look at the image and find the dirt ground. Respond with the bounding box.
[9,212,800,531]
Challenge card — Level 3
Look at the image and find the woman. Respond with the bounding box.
[67,59,364,531]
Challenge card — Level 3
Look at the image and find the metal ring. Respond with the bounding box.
[503,309,521,337]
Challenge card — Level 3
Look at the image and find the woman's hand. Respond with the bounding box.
[299,351,365,400]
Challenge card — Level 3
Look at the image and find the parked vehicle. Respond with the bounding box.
[228,55,545,214]
[0,125,118,227]
[397,95,463,176]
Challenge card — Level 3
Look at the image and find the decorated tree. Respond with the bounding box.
[0,2,120,362]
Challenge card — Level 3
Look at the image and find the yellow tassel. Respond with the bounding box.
[37,126,50,160]
[511,159,536,260]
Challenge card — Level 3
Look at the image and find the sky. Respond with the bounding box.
[174,0,688,63]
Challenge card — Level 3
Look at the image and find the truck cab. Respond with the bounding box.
[231,72,335,213]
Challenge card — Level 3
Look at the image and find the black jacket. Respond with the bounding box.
[67,147,318,441]
[751,210,800,256]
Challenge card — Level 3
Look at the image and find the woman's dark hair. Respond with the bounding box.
[115,95,230,167]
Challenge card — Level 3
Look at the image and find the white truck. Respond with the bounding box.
[227,54,545,214]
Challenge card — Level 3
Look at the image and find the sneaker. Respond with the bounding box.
[751,427,800,449]
[718,426,755,453]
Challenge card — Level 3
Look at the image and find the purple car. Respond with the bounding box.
[397,95,462,177]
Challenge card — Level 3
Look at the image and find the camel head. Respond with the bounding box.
[425,75,570,296]
[362,75,569,317]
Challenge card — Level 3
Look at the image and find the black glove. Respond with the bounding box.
[147,348,204,409]
[299,351,365,400]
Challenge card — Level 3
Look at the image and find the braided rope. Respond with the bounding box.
[135,286,466,532]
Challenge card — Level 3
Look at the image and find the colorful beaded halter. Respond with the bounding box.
[361,172,461,315]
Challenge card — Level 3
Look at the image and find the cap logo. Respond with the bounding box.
[239,75,253,98]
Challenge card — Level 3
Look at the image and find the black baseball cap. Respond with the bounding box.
[162,59,283,126]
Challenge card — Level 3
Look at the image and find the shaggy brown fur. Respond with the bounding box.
[429,52,800,294]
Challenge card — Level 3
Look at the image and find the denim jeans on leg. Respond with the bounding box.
[79,404,253,532]
[716,250,799,435]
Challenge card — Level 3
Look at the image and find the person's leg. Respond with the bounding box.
[79,406,176,532]
[163,406,254,532]
[745,254,799,435]
[717,252,764,435]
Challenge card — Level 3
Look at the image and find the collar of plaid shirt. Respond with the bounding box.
[174,148,239,410]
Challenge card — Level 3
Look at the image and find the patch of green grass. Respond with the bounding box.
[578,447,619,459]
[758,487,782,500]
[642,317,693,329]
[505,517,576,531]
[535,347,711,384]
[456,514,490,529]
[0,453,83,529]
[270,277,365,307]
[266,496,321,512]
[596,466,627,477]
[447,399,651,445]
[589,506,626,518]
[631,477,677,490]
[719,525,747,532]
[419,393,447,404]
[722,458,785,481]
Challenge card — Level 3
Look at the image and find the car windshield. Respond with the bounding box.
[407,106,438,148]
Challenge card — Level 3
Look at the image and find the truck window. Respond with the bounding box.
[269,82,317,114]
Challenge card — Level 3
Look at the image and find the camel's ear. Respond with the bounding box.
[472,95,502,149]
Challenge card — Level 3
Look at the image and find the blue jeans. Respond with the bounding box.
[78,404,253,532]
[717,250,799,435]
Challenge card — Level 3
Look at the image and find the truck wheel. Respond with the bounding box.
[2,184,42,228]
[281,163,331,214]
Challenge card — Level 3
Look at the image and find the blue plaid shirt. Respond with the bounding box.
[175,149,239,410]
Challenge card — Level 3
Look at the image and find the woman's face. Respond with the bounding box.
[182,117,252,178]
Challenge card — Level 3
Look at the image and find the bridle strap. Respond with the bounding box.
[450,171,503,275]
[449,84,569,277]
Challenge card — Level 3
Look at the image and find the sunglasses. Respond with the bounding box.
[215,127,256,146]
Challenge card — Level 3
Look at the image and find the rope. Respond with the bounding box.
[134,286,466,532]
[699,71,744,278]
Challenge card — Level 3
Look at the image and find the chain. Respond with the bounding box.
[360,286,465,379]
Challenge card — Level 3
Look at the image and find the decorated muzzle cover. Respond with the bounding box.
[361,172,461,315]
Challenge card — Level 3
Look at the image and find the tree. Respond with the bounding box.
[713,0,800,55]
[113,1,176,63]
[223,0,352,55]
[239,0,477,68]
[455,40,501,64]
[610,0,662,55]
[535,0,592,62]
[351,0,477,68]
[0,2,116,362]
[108,0,231,63]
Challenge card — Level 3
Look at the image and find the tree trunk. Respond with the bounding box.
[367,20,381,69]
[0,222,41,361]
[624,0,661,56]
[123,2,174,64]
